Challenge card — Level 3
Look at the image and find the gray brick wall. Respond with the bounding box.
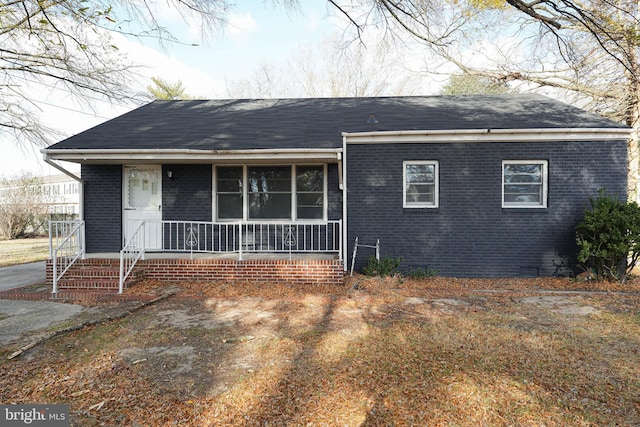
[162,164,212,221]
[82,164,122,253]
[328,163,342,220]
[346,140,628,277]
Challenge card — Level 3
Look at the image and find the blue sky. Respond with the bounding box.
[0,2,343,176]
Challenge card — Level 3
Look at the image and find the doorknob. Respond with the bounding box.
[158,205,162,211]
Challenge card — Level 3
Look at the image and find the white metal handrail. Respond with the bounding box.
[49,220,84,258]
[50,220,85,294]
[119,221,145,294]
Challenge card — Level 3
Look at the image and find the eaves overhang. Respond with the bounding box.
[41,148,343,164]
[342,128,631,144]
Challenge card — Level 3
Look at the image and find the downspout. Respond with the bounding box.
[342,135,348,271]
[42,153,83,221]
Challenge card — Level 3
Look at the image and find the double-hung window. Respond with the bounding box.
[403,161,439,208]
[216,165,326,220]
[502,160,548,208]
[296,166,324,219]
[217,166,244,219]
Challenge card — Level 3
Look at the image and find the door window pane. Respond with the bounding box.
[127,168,160,209]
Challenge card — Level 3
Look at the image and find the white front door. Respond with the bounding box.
[123,166,162,250]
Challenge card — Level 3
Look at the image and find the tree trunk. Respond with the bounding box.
[625,50,640,202]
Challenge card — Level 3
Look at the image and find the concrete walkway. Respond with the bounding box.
[0,299,84,344]
[0,261,46,292]
[0,261,89,346]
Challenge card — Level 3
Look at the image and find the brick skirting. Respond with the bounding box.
[46,257,345,289]
[140,258,344,285]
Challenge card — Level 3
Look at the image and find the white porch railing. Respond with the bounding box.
[49,220,85,294]
[119,221,145,294]
[157,220,343,260]
[49,219,342,295]
[118,220,341,293]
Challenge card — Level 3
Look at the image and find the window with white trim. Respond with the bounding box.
[216,165,326,220]
[248,166,292,219]
[296,166,324,219]
[217,166,243,219]
[403,161,439,208]
[502,160,548,208]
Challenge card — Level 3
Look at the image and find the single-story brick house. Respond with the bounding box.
[42,95,629,290]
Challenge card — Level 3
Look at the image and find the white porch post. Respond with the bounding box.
[238,221,243,261]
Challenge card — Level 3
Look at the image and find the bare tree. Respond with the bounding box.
[328,0,640,198]
[226,64,290,99]
[0,173,51,239]
[297,36,422,97]
[1,0,233,148]
[226,34,423,98]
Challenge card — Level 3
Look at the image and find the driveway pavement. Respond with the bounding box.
[0,261,86,346]
[0,261,46,292]
[0,299,85,345]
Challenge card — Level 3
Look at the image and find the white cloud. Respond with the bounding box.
[225,12,259,39]
[113,34,227,98]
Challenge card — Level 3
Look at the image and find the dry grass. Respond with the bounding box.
[1,276,639,426]
[0,237,49,267]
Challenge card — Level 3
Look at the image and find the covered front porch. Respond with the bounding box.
[48,220,344,293]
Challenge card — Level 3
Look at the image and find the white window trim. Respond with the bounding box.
[502,160,548,209]
[214,164,328,222]
[403,160,439,208]
[293,164,328,221]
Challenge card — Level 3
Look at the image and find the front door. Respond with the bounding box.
[123,166,162,250]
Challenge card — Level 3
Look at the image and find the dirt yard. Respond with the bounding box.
[1,276,640,426]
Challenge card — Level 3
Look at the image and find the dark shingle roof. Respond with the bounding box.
[47,94,627,151]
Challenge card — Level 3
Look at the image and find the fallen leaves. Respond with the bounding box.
[221,335,255,344]
[1,275,639,425]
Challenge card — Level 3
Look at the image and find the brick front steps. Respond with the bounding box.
[46,256,345,292]
[46,259,145,292]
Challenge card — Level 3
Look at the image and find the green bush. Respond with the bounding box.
[362,256,403,277]
[408,267,439,278]
[576,190,640,282]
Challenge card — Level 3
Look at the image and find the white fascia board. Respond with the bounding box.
[342,128,631,144]
[41,148,343,163]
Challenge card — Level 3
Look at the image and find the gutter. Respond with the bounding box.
[40,148,344,163]
[342,128,632,144]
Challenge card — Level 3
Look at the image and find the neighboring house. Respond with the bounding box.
[0,173,80,219]
[42,95,629,288]
[40,173,81,219]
